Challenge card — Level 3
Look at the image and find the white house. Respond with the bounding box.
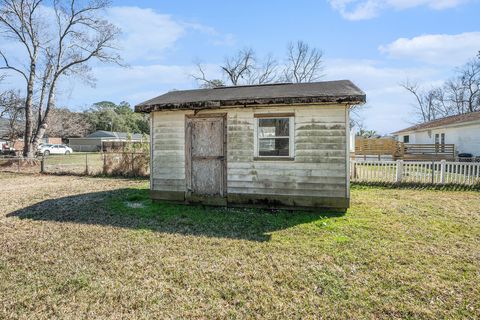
[68,131,145,152]
[392,111,480,157]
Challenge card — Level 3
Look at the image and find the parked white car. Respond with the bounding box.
[38,144,73,156]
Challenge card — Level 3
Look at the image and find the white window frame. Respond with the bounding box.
[254,115,295,159]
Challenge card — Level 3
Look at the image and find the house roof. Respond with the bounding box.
[86,130,144,140]
[135,80,366,113]
[392,111,480,135]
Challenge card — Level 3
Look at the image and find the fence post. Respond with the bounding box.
[440,160,446,184]
[349,160,353,179]
[85,153,89,175]
[103,153,106,175]
[395,160,403,183]
[431,160,435,184]
[131,152,135,176]
[41,156,45,173]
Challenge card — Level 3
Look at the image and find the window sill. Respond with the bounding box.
[254,157,295,161]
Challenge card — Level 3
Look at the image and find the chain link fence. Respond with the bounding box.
[0,156,41,173]
[41,152,149,177]
[0,153,149,177]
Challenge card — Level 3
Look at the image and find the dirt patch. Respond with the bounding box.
[125,201,146,209]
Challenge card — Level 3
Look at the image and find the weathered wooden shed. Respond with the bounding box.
[135,80,365,210]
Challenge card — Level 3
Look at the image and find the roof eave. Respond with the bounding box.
[135,95,366,113]
[392,118,480,135]
[391,128,415,135]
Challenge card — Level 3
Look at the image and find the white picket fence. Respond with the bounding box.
[351,160,480,186]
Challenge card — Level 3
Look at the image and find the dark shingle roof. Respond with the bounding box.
[87,130,144,140]
[135,80,366,113]
[392,111,480,135]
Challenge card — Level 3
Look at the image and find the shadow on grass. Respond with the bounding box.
[7,188,345,242]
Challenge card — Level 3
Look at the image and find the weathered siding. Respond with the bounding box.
[225,106,347,200]
[151,104,349,207]
[151,111,187,193]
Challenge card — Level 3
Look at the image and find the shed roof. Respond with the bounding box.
[86,130,144,140]
[135,80,366,113]
[392,111,480,135]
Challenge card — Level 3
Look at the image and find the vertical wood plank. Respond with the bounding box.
[185,117,192,194]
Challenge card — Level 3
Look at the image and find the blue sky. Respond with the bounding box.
[3,0,480,133]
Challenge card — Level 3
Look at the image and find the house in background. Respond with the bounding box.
[13,137,63,151]
[68,130,145,152]
[1,118,63,154]
[392,111,480,157]
[135,80,366,210]
[0,118,9,150]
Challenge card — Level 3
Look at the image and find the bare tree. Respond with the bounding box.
[284,40,324,83]
[192,41,324,88]
[444,78,468,115]
[192,63,225,89]
[45,107,92,139]
[248,54,278,85]
[221,48,255,85]
[0,89,24,143]
[0,0,121,157]
[403,55,480,123]
[0,0,42,157]
[457,58,480,113]
[401,80,444,122]
[193,49,279,88]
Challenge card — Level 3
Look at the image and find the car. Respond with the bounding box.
[38,144,73,156]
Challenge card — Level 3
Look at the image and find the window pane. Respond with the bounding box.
[258,118,289,137]
[259,138,289,156]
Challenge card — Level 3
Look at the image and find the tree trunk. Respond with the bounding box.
[31,81,56,151]
[23,57,37,158]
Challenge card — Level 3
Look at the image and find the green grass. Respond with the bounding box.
[43,153,103,166]
[1,174,479,319]
[41,153,104,176]
[108,187,345,242]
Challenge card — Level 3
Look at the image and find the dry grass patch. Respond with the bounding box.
[0,173,479,319]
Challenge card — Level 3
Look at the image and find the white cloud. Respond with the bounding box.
[324,59,447,133]
[58,64,193,109]
[106,7,185,63]
[106,7,235,63]
[39,6,231,108]
[379,32,480,66]
[329,0,469,20]
[58,62,224,111]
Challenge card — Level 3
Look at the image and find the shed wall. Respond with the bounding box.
[151,104,349,208]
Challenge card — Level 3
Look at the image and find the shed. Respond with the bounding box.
[68,130,145,152]
[135,80,366,210]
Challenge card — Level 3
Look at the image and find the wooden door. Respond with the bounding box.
[185,114,226,204]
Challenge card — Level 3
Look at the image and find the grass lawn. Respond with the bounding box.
[0,173,479,319]
[43,153,105,175]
